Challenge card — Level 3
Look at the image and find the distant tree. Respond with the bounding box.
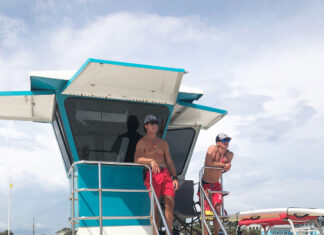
[224,220,238,235]
[55,227,72,235]
[240,227,262,235]
[0,230,14,235]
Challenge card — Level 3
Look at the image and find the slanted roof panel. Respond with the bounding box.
[170,101,227,130]
[62,59,185,104]
[0,91,55,122]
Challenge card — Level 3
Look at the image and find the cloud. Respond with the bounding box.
[0,122,67,191]
[34,12,222,69]
[0,184,69,234]
[236,100,316,142]
[0,122,69,235]
[0,14,27,50]
[227,178,324,212]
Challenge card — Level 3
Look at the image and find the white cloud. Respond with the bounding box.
[25,12,223,70]
[0,14,27,49]
[231,43,324,116]
[0,122,67,192]
[0,122,30,139]
[0,222,6,230]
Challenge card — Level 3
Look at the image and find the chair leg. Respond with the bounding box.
[174,214,202,234]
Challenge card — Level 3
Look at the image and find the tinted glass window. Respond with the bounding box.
[65,97,169,162]
[52,106,73,170]
[165,128,196,175]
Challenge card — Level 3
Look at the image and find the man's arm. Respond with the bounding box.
[205,145,226,168]
[163,141,179,190]
[223,151,234,172]
[134,140,147,164]
[134,140,160,173]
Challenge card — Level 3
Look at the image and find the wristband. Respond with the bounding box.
[172,176,178,180]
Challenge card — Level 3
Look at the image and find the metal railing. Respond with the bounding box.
[199,166,229,235]
[68,160,171,235]
[288,218,324,235]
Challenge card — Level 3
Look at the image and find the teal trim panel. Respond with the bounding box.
[177,92,203,103]
[162,104,174,139]
[88,58,186,72]
[177,101,228,114]
[30,76,68,93]
[76,164,150,227]
[63,59,90,91]
[55,94,80,162]
[0,90,54,96]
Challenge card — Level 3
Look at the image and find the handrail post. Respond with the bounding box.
[149,168,157,234]
[98,162,103,235]
[200,168,205,235]
[220,174,225,216]
[201,186,206,235]
[314,219,324,235]
[71,166,75,235]
[288,218,297,235]
[151,187,171,235]
[148,165,171,235]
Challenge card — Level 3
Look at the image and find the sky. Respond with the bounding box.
[1,0,324,234]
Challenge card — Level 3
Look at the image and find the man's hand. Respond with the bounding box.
[223,162,231,171]
[150,160,160,174]
[173,179,179,191]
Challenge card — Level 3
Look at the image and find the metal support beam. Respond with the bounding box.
[314,219,324,235]
[288,218,297,235]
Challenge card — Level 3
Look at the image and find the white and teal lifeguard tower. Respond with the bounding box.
[0,58,227,235]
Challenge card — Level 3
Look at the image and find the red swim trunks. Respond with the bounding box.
[198,182,222,218]
[144,168,175,198]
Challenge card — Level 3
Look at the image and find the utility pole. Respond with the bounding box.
[32,217,35,235]
[8,183,13,235]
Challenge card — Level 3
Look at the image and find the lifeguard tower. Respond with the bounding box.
[0,58,228,234]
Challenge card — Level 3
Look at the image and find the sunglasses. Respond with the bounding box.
[220,138,231,143]
[146,120,159,125]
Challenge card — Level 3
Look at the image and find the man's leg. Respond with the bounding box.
[213,204,221,235]
[164,195,174,235]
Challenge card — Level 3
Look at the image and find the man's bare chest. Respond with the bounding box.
[143,144,164,155]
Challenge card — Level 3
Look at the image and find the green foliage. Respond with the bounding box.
[55,227,72,235]
[0,230,14,235]
[238,226,262,235]
[224,220,238,235]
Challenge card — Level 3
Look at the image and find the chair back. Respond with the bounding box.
[174,180,197,217]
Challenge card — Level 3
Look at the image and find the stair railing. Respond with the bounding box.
[68,160,171,235]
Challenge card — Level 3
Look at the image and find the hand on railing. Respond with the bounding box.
[150,159,160,174]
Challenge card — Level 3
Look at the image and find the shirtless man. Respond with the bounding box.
[200,133,234,235]
[134,114,179,235]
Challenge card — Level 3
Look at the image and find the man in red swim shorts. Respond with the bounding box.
[134,115,179,235]
[200,133,234,235]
